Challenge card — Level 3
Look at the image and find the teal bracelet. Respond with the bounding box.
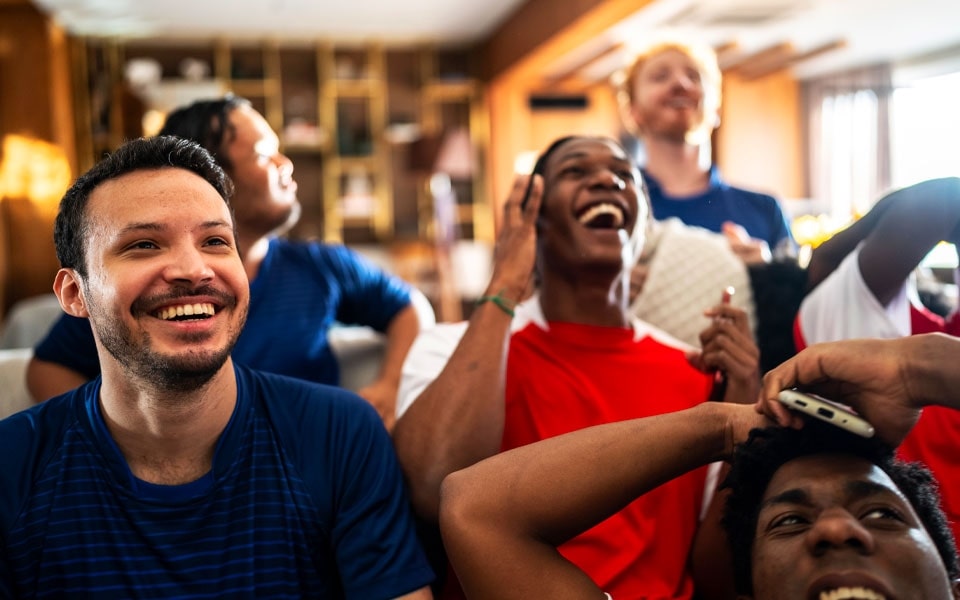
[475,292,516,317]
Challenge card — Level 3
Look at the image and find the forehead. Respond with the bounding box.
[546,138,631,170]
[640,47,701,73]
[763,454,905,505]
[227,105,276,144]
[87,167,233,233]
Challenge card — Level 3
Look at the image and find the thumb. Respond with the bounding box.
[722,221,750,243]
[686,349,706,372]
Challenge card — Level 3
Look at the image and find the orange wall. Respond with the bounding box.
[716,70,804,200]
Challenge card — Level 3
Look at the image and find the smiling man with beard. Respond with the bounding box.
[393,135,761,599]
[28,96,431,430]
[0,136,433,599]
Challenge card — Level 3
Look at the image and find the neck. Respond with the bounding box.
[539,269,631,327]
[642,136,711,197]
[98,360,238,485]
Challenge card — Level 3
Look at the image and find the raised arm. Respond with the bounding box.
[439,402,768,600]
[392,175,542,521]
[757,333,960,446]
[807,177,960,304]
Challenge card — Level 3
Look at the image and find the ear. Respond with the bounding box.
[53,268,90,318]
[951,577,960,599]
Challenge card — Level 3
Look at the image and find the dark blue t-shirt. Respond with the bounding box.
[33,238,412,385]
[643,166,795,252]
[0,365,433,598]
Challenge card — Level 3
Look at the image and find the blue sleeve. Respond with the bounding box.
[267,382,433,599]
[313,244,412,332]
[32,314,101,379]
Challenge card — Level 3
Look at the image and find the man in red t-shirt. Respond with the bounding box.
[395,136,761,599]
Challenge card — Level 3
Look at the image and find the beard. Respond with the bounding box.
[87,286,247,395]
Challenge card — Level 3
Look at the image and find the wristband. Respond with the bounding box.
[475,292,516,318]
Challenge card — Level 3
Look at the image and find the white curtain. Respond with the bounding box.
[803,64,892,223]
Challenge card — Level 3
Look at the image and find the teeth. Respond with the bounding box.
[819,586,886,600]
[156,303,215,321]
[578,203,624,227]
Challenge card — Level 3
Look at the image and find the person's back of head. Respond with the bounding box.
[55,136,233,277]
[722,421,958,599]
[159,96,252,170]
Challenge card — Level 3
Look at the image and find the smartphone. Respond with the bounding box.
[776,389,876,438]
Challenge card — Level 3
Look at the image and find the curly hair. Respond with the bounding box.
[54,135,234,277]
[721,422,959,596]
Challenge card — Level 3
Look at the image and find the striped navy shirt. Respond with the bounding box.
[0,366,432,598]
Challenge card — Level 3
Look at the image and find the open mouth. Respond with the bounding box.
[154,302,216,322]
[818,586,886,600]
[577,203,625,229]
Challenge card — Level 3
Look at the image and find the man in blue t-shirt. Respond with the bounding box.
[0,136,433,599]
[617,38,795,262]
[28,96,432,430]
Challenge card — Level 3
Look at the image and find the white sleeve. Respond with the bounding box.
[798,244,911,345]
[395,322,469,419]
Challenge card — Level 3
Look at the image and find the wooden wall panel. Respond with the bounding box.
[0,2,75,317]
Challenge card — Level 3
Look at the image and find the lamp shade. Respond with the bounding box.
[433,127,475,179]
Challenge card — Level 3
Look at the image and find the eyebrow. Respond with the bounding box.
[116,220,233,237]
[762,479,899,510]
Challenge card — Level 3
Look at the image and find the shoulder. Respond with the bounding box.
[237,367,390,476]
[0,391,85,534]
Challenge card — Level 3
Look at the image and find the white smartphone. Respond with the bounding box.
[776,389,876,438]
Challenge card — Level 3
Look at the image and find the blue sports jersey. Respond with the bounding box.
[0,365,433,598]
[643,166,795,252]
[33,238,412,385]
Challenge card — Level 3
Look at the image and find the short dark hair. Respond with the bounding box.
[722,422,959,596]
[55,135,234,276]
[158,95,251,170]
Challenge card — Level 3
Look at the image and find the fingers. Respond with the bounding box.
[522,174,543,221]
[502,174,531,221]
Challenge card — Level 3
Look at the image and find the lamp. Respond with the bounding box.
[408,127,478,321]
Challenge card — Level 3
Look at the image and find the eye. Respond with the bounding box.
[204,236,232,248]
[861,506,905,523]
[559,165,586,178]
[768,513,810,531]
[616,169,637,183]
[127,240,159,251]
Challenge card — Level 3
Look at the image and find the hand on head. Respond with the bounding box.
[487,174,542,303]
[756,338,925,447]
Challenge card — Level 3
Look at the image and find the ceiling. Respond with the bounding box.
[544,0,960,84]
[31,0,960,81]
[29,0,530,43]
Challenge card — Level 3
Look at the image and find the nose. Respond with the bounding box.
[274,152,294,177]
[805,508,876,557]
[164,243,216,285]
[588,168,626,191]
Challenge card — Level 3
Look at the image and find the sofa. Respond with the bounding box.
[0,294,388,420]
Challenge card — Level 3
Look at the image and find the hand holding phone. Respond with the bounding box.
[776,389,876,438]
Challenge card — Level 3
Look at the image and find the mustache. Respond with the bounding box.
[131,285,238,316]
